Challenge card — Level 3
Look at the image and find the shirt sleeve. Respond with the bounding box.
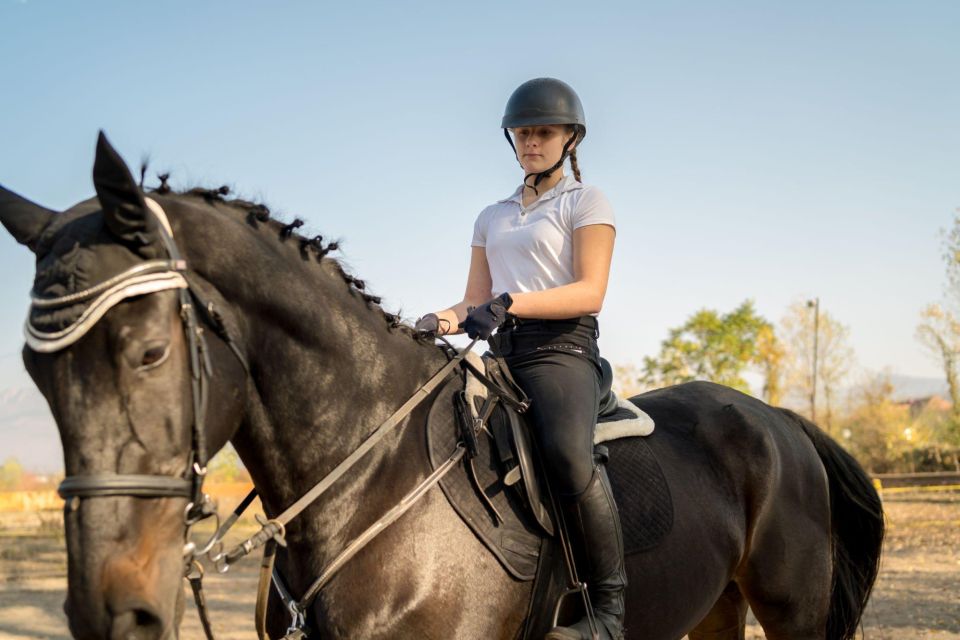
[573,187,616,231]
[470,208,487,247]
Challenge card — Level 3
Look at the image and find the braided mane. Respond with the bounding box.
[149,178,424,342]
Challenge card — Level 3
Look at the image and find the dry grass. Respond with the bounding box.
[1,491,957,639]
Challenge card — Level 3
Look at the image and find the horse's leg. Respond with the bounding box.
[687,581,747,640]
[735,488,832,639]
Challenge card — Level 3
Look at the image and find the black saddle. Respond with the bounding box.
[598,357,619,417]
[426,352,674,638]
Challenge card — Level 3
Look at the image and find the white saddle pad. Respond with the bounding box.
[462,351,655,444]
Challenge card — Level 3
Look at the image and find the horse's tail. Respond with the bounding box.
[784,409,884,640]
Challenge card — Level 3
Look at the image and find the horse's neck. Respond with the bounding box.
[238,306,442,514]
[179,206,445,541]
[171,202,530,637]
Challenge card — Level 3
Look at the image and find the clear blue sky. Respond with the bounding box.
[1,0,958,406]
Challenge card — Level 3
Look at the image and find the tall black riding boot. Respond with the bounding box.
[546,464,627,640]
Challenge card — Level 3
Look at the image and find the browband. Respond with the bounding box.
[24,197,188,354]
[25,265,188,353]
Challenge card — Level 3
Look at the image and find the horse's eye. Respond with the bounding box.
[140,345,169,369]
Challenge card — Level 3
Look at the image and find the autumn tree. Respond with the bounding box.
[916,304,960,442]
[206,445,250,483]
[779,300,854,433]
[0,457,24,491]
[641,300,773,394]
[612,362,647,398]
[839,373,913,473]
[915,210,960,443]
[755,324,785,405]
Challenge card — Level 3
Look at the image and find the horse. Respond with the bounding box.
[0,133,883,640]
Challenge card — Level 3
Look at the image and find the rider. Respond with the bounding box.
[416,78,624,640]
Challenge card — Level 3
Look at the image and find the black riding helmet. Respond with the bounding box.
[502,78,586,193]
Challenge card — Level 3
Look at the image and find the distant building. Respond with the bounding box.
[898,395,952,419]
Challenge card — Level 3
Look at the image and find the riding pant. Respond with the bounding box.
[490,316,602,498]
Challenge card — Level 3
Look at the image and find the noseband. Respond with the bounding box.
[31,198,244,523]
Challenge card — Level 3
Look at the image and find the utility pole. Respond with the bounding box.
[807,298,820,423]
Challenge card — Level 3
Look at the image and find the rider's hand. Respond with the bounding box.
[463,293,514,340]
[414,313,440,338]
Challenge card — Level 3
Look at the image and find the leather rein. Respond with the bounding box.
[33,197,485,639]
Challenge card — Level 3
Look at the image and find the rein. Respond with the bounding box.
[36,195,486,639]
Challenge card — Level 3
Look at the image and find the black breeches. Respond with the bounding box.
[492,317,602,498]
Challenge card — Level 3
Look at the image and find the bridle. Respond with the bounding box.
[36,199,232,529]
[33,196,489,639]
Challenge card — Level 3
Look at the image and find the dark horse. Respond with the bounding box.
[1,134,883,640]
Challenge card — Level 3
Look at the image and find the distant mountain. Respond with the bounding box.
[888,373,949,402]
[0,384,61,472]
[1,372,953,474]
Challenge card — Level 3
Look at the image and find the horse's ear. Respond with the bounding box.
[0,185,56,253]
[93,131,157,248]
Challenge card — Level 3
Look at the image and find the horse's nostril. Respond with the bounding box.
[110,606,164,640]
[135,607,162,629]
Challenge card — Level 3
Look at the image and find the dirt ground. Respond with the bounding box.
[1,490,957,639]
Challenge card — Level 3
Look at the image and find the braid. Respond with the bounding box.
[569,147,582,182]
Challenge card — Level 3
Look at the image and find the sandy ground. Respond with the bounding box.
[1,490,957,639]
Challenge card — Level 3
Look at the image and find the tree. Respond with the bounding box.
[0,457,24,491]
[206,445,250,483]
[916,303,960,442]
[941,207,960,300]
[914,210,960,443]
[839,373,913,473]
[641,300,772,394]
[779,300,854,433]
[755,323,785,405]
[612,362,647,398]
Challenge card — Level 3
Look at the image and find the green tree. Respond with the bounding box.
[641,300,771,394]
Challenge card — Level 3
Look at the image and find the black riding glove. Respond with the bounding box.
[414,313,440,338]
[463,293,514,340]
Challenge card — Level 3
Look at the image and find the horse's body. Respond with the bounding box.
[0,135,883,640]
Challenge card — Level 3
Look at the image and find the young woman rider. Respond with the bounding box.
[416,78,625,640]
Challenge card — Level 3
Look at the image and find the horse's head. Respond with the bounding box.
[1,133,247,639]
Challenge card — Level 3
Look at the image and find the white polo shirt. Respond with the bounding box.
[471,175,616,300]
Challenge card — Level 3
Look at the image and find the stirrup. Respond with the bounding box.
[549,582,601,640]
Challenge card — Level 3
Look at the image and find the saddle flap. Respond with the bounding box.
[426,376,544,581]
[494,401,555,536]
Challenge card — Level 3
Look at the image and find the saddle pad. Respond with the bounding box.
[463,351,656,445]
[426,376,543,581]
[603,435,674,555]
[596,397,655,442]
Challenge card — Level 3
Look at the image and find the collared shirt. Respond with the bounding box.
[471,175,616,301]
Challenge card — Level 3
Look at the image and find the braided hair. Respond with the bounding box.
[568,147,582,182]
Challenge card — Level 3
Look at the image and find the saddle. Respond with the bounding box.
[425,350,673,638]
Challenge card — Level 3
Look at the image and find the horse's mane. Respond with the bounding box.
[148,174,425,343]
